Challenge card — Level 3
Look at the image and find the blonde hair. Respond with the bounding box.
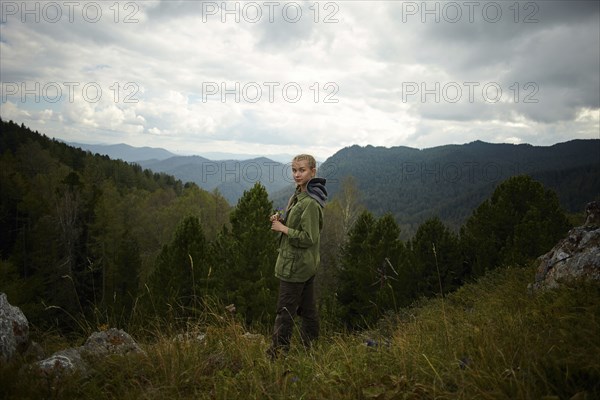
[292,154,317,170]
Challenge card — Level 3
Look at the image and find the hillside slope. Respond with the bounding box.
[318,140,600,235]
[4,265,598,399]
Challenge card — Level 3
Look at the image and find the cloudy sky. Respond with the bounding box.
[1,0,599,160]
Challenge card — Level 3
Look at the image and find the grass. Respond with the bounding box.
[2,265,599,399]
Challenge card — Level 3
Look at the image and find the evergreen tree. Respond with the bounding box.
[108,230,141,327]
[460,175,571,276]
[410,217,463,298]
[147,215,209,319]
[337,212,403,329]
[318,176,365,317]
[213,183,278,326]
[337,211,376,328]
[0,120,235,332]
[369,214,404,314]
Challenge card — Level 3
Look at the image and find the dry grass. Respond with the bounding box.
[2,265,599,399]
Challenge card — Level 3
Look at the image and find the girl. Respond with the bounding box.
[268,154,327,358]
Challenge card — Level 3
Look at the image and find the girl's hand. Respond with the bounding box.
[271,219,289,235]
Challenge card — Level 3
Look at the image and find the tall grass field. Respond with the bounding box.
[2,265,598,399]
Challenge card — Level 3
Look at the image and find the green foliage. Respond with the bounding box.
[0,120,229,332]
[317,176,365,318]
[337,211,405,328]
[146,216,210,321]
[212,183,279,327]
[460,175,571,276]
[410,217,464,297]
[335,214,464,327]
[109,231,142,324]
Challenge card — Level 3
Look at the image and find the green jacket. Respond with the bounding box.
[275,191,324,282]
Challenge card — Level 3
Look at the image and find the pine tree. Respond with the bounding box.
[410,217,462,298]
[337,212,403,329]
[109,230,141,327]
[318,176,365,317]
[460,175,571,276]
[337,211,376,328]
[213,182,278,326]
[147,215,209,319]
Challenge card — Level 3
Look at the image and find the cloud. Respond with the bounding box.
[0,0,598,160]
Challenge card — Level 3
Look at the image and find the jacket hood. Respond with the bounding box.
[306,177,327,207]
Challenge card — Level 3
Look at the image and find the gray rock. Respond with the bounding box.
[0,292,29,363]
[531,208,600,291]
[80,328,146,358]
[35,347,87,377]
[34,328,145,379]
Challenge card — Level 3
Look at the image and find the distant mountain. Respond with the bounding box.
[66,142,296,204]
[69,139,600,228]
[137,156,294,205]
[200,151,297,163]
[319,139,600,238]
[69,142,299,164]
[69,142,176,162]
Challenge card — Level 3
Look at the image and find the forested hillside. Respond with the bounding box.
[0,119,582,336]
[0,119,231,330]
[319,140,600,237]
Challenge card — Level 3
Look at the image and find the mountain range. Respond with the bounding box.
[319,139,599,236]
[68,142,295,163]
[69,142,177,162]
[70,139,600,237]
[137,156,293,204]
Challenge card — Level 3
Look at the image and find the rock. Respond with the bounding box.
[174,331,206,343]
[0,292,29,363]
[80,328,146,358]
[35,347,88,378]
[34,328,145,379]
[531,203,600,291]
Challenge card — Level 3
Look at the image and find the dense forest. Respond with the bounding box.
[0,119,585,334]
[319,140,600,238]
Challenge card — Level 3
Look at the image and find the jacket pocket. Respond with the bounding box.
[276,247,296,279]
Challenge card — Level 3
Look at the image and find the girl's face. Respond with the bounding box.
[292,159,316,190]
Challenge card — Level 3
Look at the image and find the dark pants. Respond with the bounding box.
[269,275,319,356]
